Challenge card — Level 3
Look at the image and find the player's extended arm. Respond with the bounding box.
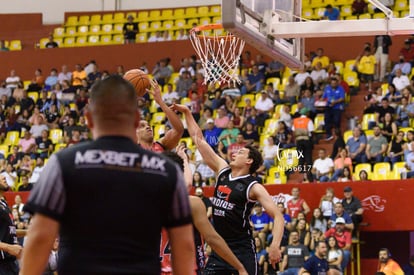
[0,242,22,259]
[168,224,195,275]
[149,79,184,150]
[176,143,193,188]
[250,183,284,268]
[20,214,59,275]
[172,104,228,173]
[190,196,248,275]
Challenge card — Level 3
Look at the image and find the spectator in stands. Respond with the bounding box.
[300,89,316,119]
[45,35,58,48]
[30,114,49,138]
[342,186,363,232]
[5,69,20,91]
[365,125,388,163]
[356,47,376,91]
[274,120,295,149]
[296,218,310,248]
[17,175,33,192]
[227,133,247,161]
[352,0,368,15]
[392,68,410,92]
[384,84,402,109]
[357,169,369,181]
[204,118,221,148]
[295,67,311,87]
[72,64,87,87]
[241,121,259,146]
[330,148,352,181]
[330,128,346,160]
[325,217,351,270]
[20,90,35,114]
[312,148,334,182]
[255,90,274,125]
[218,120,239,148]
[242,65,265,94]
[261,136,278,170]
[384,131,405,165]
[0,81,12,98]
[319,187,341,221]
[250,203,271,246]
[339,167,352,182]
[123,15,138,44]
[373,35,392,82]
[44,68,58,90]
[329,202,354,231]
[300,241,336,275]
[58,64,72,85]
[326,236,343,273]
[381,112,398,142]
[400,39,414,66]
[310,208,327,233]
[18,131,36,157]
[230,107,245,129]
[323,77,345,140]
[284,76,300,104]
[312,48,330,69]
[176,29,188,40]
[280,230,310,275]
[292,108,313,180]
[377,248,404,274]
[300,76,316,95]
[192,171,205,188]
[176,71,193,98]
[1,163,17,188]
[45,104,60,129]
[152,59,172,88]
[35,129,53,159]
[17,109,31,132]
[214,106,230,129]
[346,127,367,164]
[253,54,268,74]
[29,157,44,184]
[402,255,414,274]
[255,237,268,275]
[86,64,102,86]
[287,187,311,220]
[179,58,196,78]
[389,55,412,85]
[0,40,9,51]
[323,4,340,20]
[376,98,395,125]
[310,62,328,88]
[194,187,213,219]
[266,60,285,80]
[264,83,282,105]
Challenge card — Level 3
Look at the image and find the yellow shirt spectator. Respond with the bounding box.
[357,55,376,75]
[312,56,330,69]
[72,64,87,86]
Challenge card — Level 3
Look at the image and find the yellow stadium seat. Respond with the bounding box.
[392,162,407,179]
[4,131,20,146]
[149,10,161,20]
[237,94,255,108]
[151,112,166,125]
[54,143,67,152]
[400,10,410,17]
[341,5,353,17]
[180,137,194,151]
[187,18,199,28]
[209,5,221,16]
[149,21,162,32]
[49,129,63,144]
[359,13,372,19]
[373,13,386,19]
[372,162,391,180]
[65,16,78,26]
[314,7,326,18]
[302,8,315,19]
[162,20,174,30]
[399,127,414,141]
[180,97,191,106]
[175,19,187,29]
[100,35,112,45]
[344,130,353,143]
[310,0,325,8]
[198,6,210,16]
[101,14,113,24]
[77,25,89,35]
[278,148,299,170]
[39,38,49,49]
[101,24,113,34]
[185,7,197,18]
[212,16,222,24]
[27,92,39,102]
[0,145,9,157]
[90,14,101,24]
[345,15,358,20]
[343,71,360,87]
[153,124,165,141]
[367,4,376,14]
[344,59,356,73]
[199,17,211,26]
[112,34,124,44]
[314,114,325,133]
[75,36,88,47]
[89,24,101,34]
[173,8,185,19]
[395,0,408,11]
[259,134,271,148]
[160,9,174,20]
[54,38,63,47]
[113,23,124,34]
[336,0,353,5]
[78,15,90,25]
[137,11,149,21]
[136,33,147,43]
[63,37,75,47]
[291,104,298,115]
[125,12,137,20]
[361,113,376,130]
[262,118,279,136]
[139,22,149,32]
[9,40,22,51]
[113,12,125,23]
[267,77,281,90]
[65,27,77,36]
[53,27,65,37]
[334,61,344,75]
[354,163,372,180]
[88,35,100,45]
[267,167,287,184]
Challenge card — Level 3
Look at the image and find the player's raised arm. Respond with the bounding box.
[189,196,248,275]
[149,79,184,150]
[172,104,228,173]
[249,183,284,268]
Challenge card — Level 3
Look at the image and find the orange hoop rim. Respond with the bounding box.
[190,23,234,39]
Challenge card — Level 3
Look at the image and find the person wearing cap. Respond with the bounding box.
[204,117,221,149]
[324,217,352,271]
[123,15,138,44]
[342,186,363,233]
[292,106,314,181]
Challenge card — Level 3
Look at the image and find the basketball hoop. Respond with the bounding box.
[189,24,245,86]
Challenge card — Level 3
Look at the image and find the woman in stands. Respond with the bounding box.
[384,131,405,166]
[231,107,245,129]
[330,148,353,182]
[300,76,316,95]
[357,170,370,181]
[384,83,402,108]
[381,112,398,143]
[319,187,341,221]
[296,218,310,247]
[338,167,352,182]
[241,121,259,146]
[310,208,327,234]
[192,171,205,188]
[327,236,343,273]
[273,121,295,149]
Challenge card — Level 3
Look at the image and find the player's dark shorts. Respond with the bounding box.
[0,260,19,275]
[360,73,374,82]
[204,241,256,275]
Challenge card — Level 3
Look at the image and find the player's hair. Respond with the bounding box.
[162,151,184,172]
[245,145,263,174]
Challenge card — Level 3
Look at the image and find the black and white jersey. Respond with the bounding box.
[211,167,258,242]
[24,136,192,275]
[0,199,18,262]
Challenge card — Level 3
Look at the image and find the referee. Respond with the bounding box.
[20,76,195,275]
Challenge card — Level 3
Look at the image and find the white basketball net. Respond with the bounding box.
[190,25,245,86]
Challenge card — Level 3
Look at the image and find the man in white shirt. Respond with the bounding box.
[58,65,72,85]
[255,90,275,125]
[294,67,310,86]
[392,68,410,92]
[311,148,334,182]
[162,84,179,106]
[5,70,20,90]
[310,62,328,87]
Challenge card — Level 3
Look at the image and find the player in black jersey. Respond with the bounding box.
[173,104,285,275]
[163,147,248,275]
[0,176,22,275]
[21,76,195,275]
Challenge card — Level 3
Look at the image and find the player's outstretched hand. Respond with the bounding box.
[170,104,190,114]
[147,78,162,103]
[175,143,187,161]
[8,244,23,259]
[268,244,282,269]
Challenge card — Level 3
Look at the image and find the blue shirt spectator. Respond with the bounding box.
[324,5,340,20]
[204,119,222,148]
[322,81,345,110]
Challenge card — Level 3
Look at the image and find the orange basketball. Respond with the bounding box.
[123,69,151,97]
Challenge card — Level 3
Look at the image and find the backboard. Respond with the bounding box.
[222,0,304,69]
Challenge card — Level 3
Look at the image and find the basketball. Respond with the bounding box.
[123,69,151,97]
